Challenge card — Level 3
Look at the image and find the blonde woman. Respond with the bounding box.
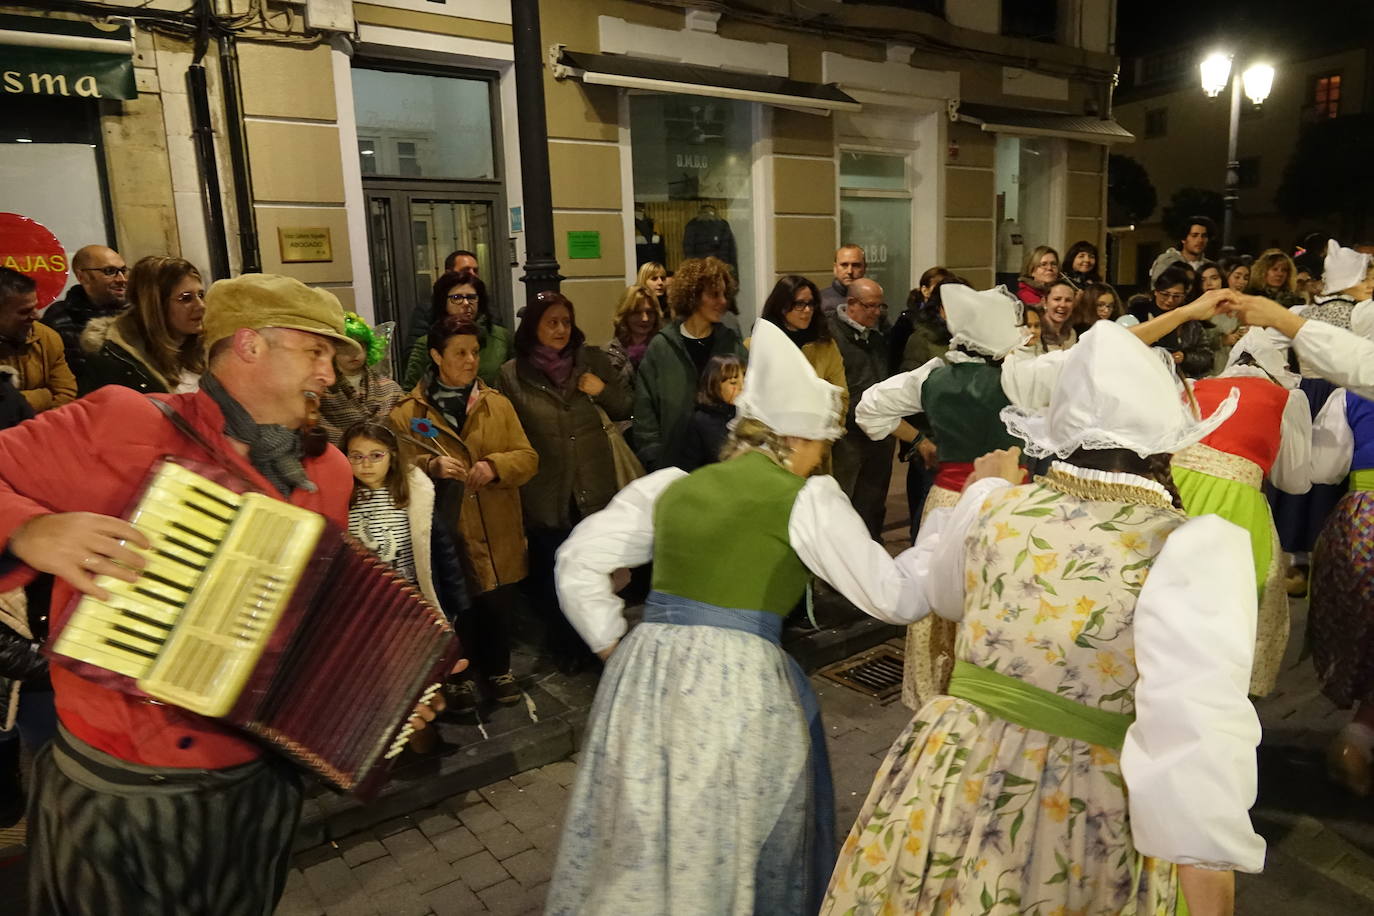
[77,256,206,395]
[605,284,662,388]
[1016,245,1059,306]
[636,261,669,317]
[1247,248,1304,307]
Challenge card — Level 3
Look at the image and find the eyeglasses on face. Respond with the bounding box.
[447,292,479,303]
[79,266,128,277]
[1155,291,1186,302]
[790,300,815,311]
[347,451,389,464]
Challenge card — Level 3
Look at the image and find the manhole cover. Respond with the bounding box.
[819,644,904,700]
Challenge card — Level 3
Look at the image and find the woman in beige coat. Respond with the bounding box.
[391,315,538,708]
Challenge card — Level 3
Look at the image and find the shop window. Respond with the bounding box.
[352,67,495,180]
[840,151,912,296]
[1237,156,1260,189]
[995,136,1060,258]
[629,94,755,313]
[1144,108,1167,139]
[0,95,112,301]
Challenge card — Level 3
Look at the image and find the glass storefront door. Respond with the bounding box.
[840,150,913,297]
[364,188,500,365]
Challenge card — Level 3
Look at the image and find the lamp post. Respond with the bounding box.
[1200,53,1276,250]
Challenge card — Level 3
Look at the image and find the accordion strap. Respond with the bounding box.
[146,396,262,493]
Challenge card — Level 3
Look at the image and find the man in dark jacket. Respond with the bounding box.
[41,244,128,375]
[820,245,868,317]
[828,277,894,539]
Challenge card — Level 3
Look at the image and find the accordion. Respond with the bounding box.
[50,459,462,797]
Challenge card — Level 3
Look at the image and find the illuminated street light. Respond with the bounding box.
[1200,53,1233,98]
[1199,52,1277,248]
[1242,63,1276,106]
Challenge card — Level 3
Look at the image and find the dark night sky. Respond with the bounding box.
[1116,0,1374,61]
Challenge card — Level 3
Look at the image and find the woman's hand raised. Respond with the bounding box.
[968,446,1024,487]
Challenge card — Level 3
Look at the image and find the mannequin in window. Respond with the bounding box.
[634,203,666,269]
[682,203,737,271]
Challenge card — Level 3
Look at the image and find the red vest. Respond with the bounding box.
[1193,376,1288,474]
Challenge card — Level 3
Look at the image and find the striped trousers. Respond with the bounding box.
[26,727,303,915]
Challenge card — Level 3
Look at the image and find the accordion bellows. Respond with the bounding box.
[51,460,462,796]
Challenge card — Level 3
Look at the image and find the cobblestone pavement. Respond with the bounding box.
[281,666,914,916]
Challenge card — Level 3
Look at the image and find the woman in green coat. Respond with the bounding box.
[632,256,747,471]
[403,268,512,388]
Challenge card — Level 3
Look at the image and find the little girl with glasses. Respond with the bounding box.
[344,421,470,625]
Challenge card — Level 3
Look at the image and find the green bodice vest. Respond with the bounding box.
[922,361,1019,463]
[651,451,810,615]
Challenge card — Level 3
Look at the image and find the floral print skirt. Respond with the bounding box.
[823,697,1179,916]
[1311,491,1374,708]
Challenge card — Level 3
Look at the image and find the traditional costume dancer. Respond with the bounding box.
[826,321,1265,916]
[546,319,933,915]
[858,286,1237,711]
[1307,374,1374,794]
[856,284,1050,711]
[1172,327,1314,695]
[1269,241,1374,593]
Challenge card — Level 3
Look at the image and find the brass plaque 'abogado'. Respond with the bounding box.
[278,227,332,263]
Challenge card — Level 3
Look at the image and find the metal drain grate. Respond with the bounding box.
[819,644,904,700]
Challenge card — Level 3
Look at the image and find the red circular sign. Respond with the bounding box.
[0,213,69,309]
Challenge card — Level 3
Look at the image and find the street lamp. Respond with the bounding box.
[1199,52,1275,249]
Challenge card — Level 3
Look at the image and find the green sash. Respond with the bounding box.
[946,660,1134,751]
[1351,469,1374,492]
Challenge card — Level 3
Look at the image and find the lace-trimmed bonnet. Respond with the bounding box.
[1223,326,1300,389]
[1001,320,1238,459]
[734,317,844,441]
[1323,239,1372,294]
[942,284,1027,359]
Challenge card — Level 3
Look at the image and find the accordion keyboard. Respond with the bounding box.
[52,461,325,716]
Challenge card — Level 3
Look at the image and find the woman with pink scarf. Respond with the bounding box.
[498,292,632,672]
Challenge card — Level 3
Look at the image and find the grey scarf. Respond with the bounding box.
[200,372,315,496]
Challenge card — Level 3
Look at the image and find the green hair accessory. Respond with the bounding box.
[343,312,386,366]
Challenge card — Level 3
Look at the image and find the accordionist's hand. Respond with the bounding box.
[8,512,150,601]
[408,658,469,734]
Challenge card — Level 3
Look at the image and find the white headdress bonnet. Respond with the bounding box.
[734,318,845,441]
[942,284,1028,359]
[1223,326,1299,389]
[1323,239,1372,294]
[1000,320,1238,459]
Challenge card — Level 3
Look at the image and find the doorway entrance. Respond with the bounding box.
[352,62,507,364]
[364,186,502,353]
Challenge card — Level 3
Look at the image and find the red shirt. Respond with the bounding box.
[0,386,352,768]
[1194,376,1288,474]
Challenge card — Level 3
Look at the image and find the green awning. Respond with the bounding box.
[0,14,137,100]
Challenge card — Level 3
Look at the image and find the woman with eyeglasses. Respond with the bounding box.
[497,291,632,673]
[1016,245,1060,307]
[402,268,512,389]
[757,275,848,409]
[76,256,206,396]
[1140,267,1214,377]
